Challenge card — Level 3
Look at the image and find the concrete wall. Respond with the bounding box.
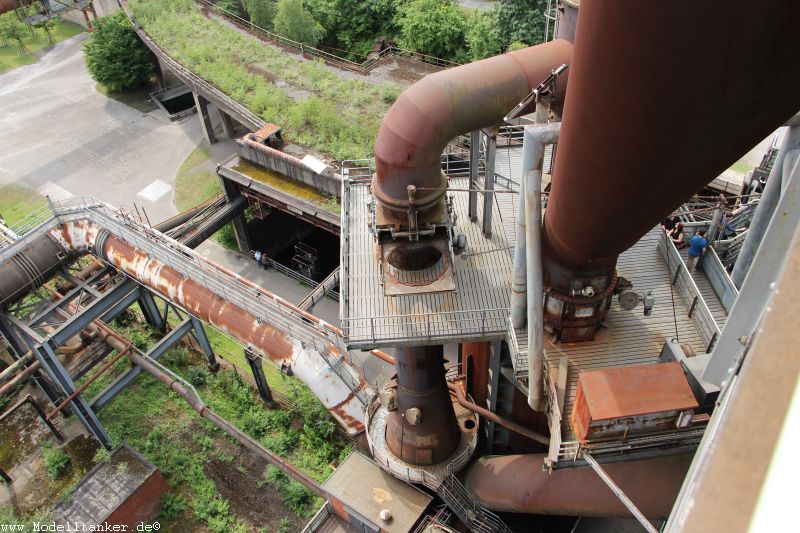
[237,138,342,199]
[62,0,119,29]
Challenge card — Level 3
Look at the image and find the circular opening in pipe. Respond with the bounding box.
[463,419,476,430]
[386,243,442,271]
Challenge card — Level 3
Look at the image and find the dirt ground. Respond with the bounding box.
[204,435,308,532]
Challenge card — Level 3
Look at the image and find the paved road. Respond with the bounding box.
[0,35,392,384]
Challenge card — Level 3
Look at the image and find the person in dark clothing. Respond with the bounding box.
[669,222,686,249]
[661,216,679,232]
[260,251,269,269]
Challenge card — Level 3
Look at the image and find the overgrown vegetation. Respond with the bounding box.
[42,446,71,479]
[83,309,351,530]
[0,13,82,74]
[131,0,399,160]
[82,11,155,91]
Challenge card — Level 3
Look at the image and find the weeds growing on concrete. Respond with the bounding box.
[130,0,401,160]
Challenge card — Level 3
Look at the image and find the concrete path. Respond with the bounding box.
[0,34,202,224]
[458,0,494,10]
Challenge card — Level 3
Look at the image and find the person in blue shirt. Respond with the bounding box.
[687,230,708,273]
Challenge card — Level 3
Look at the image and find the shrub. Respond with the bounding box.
[186,366,210,387]
[395,0,467,60]
[160,492,185,519]
[273,0,325,46]
[42,447,70,479]
[83,11,155,91]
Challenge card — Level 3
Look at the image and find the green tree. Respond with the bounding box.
[273,0,324,47]
[465,10,501,61]
[82,11,154,91]
[304,0,403,56]
[241,0,275,30]
[494,0,547,50]
[216,0,245,18]
[395,0,467,60]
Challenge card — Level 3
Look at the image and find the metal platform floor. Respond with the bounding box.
[514,227,723,442]
[341,177,515,348]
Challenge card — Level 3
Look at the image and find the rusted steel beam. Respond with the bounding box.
[447,382,549,446]
[373,40,572,226]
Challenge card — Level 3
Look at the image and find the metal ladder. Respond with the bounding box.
[437,470,513,533]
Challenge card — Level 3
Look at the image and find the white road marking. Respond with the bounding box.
[136,179,172,202]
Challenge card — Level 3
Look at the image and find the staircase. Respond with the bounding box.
[437,470,513,533]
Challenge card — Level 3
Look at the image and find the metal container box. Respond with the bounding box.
[571,362,698,442]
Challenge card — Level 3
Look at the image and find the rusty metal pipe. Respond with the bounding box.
[0,352,34,384]
[373,40,572,224]
[543,0,800,295]
[0,360,42,397]
[464,452,694,518]
[0,0,16,15]
[52,220,365,433]
[369,349,395,365]
[447,382,549,446]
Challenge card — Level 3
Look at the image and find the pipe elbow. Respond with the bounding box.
[373,39,572,223]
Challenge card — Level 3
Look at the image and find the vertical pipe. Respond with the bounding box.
[732,123,800,287]
[469,130,481,221]
[523,124,561,411]
[511,105,552,329]
[482,132,497,237]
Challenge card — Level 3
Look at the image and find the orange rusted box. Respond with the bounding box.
[571,362,698,442]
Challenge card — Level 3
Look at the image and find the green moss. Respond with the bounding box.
[0,18,83,75]
[232,159,340,214]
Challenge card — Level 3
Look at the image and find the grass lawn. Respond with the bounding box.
[0,18,83,75]
[0,183,47,226]
[174,146,240,250]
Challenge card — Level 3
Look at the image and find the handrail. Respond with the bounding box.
[0,197,370,408]
[657,231,722,352]
[196,0,459,73]
[120,0,265,131]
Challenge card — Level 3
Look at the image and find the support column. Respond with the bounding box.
[137,290,165,333]
[34,340,111,449]
[732,124,800,287]
[193,92,217,145]
[245,347,274,405]
[219,110,236,138]
[385,345,460,465]
[190,317,219,372]
[0,315,60,405]
[219,176,252,253]
[485,341,502,450]
[468,130,481,221]
[482,131,497,237]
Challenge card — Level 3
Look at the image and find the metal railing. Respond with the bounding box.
[342,308,509,347]
[0,197,369,406]
[506,316,528,377]
[197,0,458,73]
[702,247,739,313]
[543,363,564,466]
[120,1,265,131]
[657,231,722,353]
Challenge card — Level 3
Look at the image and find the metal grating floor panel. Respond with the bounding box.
[342,178,514,348]
[515,227,717,441]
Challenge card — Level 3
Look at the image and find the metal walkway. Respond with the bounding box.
[0,198,370,420]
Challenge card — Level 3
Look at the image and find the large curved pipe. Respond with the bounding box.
[464,453,694,518]
[372,40,572,224]
[542,0,800,293]
[2,220,367,434]
[0,0,16,15]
